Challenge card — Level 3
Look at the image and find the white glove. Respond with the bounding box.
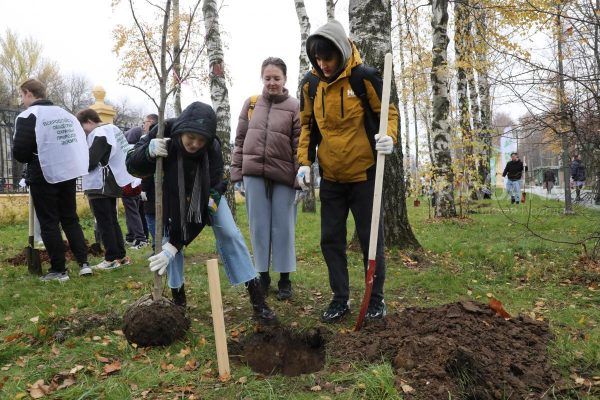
[148,138,170,158]
[140,191,148,201]
[375,134,394,155]
[148,242,178,275]
[296,166,311,191]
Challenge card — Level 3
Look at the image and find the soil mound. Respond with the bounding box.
[330,301,560,399]
[232,328,326,377]
[122,294,190,347]
[6,241,103,266]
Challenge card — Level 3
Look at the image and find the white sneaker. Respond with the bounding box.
[92,260,121,270]
[79,263,93,276]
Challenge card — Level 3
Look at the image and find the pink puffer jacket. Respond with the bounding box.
[231,87,300,187]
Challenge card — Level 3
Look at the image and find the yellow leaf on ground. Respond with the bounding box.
[95,353,110,363]
[30,316,39,323]
[178,347,191,358]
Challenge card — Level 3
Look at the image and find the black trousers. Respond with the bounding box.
[319,177,386,305]
[89,197,126,261]
[30,179,88,273]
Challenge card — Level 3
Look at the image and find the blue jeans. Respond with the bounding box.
[166,200,257,289]
[506,179,521,202]
[145,214,156,251]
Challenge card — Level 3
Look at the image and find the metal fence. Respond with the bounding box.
[0,107,25,193]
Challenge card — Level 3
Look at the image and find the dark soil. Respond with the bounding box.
[122,294,190,347]
[231,327,326,377]
[5,240,103,266]
[51,312,122,343]
[329,301,561,399]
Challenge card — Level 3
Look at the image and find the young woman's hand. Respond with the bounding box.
[148,138,171,158]
[148,242,178,275]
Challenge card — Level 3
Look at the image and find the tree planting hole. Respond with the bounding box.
[234,328,325,377]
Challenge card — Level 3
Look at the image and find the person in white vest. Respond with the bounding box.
[13,78,91,282]
[76,108,137,270]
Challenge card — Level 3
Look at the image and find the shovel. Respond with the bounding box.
[26,192,42,275]
[354,53,393,331]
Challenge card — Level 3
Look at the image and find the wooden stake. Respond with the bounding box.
[207,258,230,380]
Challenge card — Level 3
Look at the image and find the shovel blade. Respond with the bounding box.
[26,246,42,275]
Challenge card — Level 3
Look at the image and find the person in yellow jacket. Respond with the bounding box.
[296,19,398,323]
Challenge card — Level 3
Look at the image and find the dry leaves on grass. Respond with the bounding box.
[102,360,122,375]
[488,297,511,318]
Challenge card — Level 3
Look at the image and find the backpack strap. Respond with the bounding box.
[247,95,259,121]
[300,72,322,163]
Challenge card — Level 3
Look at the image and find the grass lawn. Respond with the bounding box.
[0,193,598,399]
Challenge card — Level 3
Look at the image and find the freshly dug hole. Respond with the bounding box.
[233,328,326,376]
[122,294,190,347]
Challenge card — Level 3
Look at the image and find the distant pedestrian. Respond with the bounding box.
[570,154,586,201]
[502,152,526,205]
[13,78,91,281]
[543,169,555,195]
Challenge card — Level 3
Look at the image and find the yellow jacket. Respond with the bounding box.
[298,44,398,183]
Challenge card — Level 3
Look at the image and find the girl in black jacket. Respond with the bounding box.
[126,102,275,323]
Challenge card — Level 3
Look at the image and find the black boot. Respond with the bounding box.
[276,273,293,301]
[259,272,271,296]
[171,284,186,307]
[246,278,277,324]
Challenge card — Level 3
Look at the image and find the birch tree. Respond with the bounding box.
[395,0,412,191]
[430,0,457,217]
[293,0,317,213]
[203,0,235,214]
[172,0,182,116]
[350,0,420,248]
[326,0,337,20]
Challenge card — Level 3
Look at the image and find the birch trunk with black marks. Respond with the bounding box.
[396,0,412,193]
[474,6,492,188]
[293,0,316,213]
[557,8,573,214]
[350,0,420,248]
[454,0,475,199]
[203,0,235,216]
[430,0,457,217]
[326,0,336,20]
[172,0,182,116]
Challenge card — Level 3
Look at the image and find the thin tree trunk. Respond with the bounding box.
[474,5,492,189]
[455,0,475,200]
[203,0,235,217]
[350,0,420,248]
[326,0,336,20]
[294,0,316,213]
[396,0,412,193]
[557,7,574,214]
[172,0,182,116]
[430,0,457,217]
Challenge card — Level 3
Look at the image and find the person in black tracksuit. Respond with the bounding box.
[570,155,586,201]
[13,79,89,281]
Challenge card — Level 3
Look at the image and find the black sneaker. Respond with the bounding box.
[40,271,70,282]
[171,284,186,307]
[321,300,350,323]
[365,299,387,320]
[276,279,293,301]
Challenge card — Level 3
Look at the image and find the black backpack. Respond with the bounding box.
[301,64,381,163]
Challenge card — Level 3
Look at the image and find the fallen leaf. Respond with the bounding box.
[56,378,76,390]
[311,385,322,392]
[178,347,191,358]
[488,298,511,318]
[401,384,415,394]
[95,353,110,363]
[30,316,39,323]
[183,358,198,371]
[51,345,60,356]
[70,365,84,374]
[236,376,248,384]
[102,360,121,375]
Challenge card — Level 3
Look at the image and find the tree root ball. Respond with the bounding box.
[122,294,190,347]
